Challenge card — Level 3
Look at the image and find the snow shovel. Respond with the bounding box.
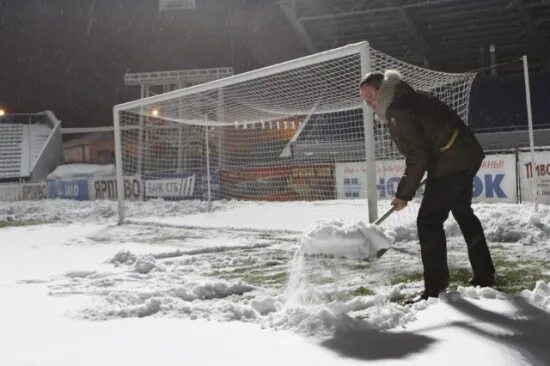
[374,177,427,259]
[300,178,427,261]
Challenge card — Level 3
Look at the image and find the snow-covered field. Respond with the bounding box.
[1,199,550,365]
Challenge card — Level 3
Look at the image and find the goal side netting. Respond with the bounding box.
[113,42,476,226]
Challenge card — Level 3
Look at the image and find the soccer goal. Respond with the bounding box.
[113,41,476,224]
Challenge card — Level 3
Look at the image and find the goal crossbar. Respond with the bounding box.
[115,42,367,113]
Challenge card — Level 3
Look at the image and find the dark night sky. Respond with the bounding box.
[0,0,308,127]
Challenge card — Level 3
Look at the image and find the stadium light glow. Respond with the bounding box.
[151,109,159,117]
[0,109,5,116]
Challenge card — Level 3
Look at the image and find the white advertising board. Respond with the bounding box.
[0,184,21,201]
[21,182,49,200]
[144,175,196,198]
[473,154,517,203]
[518,150,550,204]
[90,176,142,200]
[335,154,517,203]
[0,182,49,201]
[335,160,421,200]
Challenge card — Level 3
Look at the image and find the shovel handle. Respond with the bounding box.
[373,177,427,226]
[373,205,396,226]
[373,178,427,259]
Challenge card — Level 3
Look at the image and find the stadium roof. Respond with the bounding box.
[279,0,550,71]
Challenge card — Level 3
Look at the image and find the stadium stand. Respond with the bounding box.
[297,109,364,143]
[469,73,550,132]
[0,111,63,182]
[0,124,25,178]
[288,72,550,155]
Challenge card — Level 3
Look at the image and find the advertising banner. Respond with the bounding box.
[290,165,335,200]
[221,165,334,201]
[518,150,550,204]
[473,154,516,203]
[335,154,517,203]
[335,160,424,200]
[90,176,142,200]
[145,176,197,198]
[144,169,220,200]
[0,184,21,201]
[335,162,365,199]
[221,166,293,200]
[48,179,89,200]
[21,182,49,200]
[0,182,49,201]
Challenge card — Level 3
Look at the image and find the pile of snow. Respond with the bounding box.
[388,223,418,242]
[300,220,393,260]
[80,293,163,319]
[0,199,223,224]
[521,281,550,310]
[443,283,550,313]
[480,204,550,245]
[64,270,96,279]
[389,203,550,245]
[75,280,257,321]
[250,296,280,315]
[110,250,157,274]
[135,255,156,274]
[456,285,505,300]
[0,199,116,223]
[47,164,115,179]
[126,199,226,220]
[265,289,427,336]
[190,282,255,300]
[110,250,137,265]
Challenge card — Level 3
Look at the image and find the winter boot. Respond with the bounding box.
[403,288,446,305]
[468,273,496,288]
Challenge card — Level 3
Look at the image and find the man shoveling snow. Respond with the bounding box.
[359,69,496,302]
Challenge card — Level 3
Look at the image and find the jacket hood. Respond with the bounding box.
[375,70,414,122]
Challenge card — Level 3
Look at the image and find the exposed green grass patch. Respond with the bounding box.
[309,276,336,285]
[350,286,375,297]
[348,262,374,271]
[391,271,423,285]
[448,267,472,287]
[389,259,550,295]
[209,264,288,288]
[0,219,54,228]
[244,270,288,287]
[212,264,263,276]
[493,258,550,294]
[391,268,473,286]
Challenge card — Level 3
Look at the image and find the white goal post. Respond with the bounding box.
[113,41,476,224]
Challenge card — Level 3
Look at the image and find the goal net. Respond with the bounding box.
[113,42,476,226]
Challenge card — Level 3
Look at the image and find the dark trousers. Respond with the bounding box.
[417,171,495,291]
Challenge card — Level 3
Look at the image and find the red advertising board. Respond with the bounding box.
[221,165,335,201]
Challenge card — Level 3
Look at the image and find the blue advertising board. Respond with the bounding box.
[48,179,89,200]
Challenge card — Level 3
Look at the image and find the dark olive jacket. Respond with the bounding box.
[381,79,484,201]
